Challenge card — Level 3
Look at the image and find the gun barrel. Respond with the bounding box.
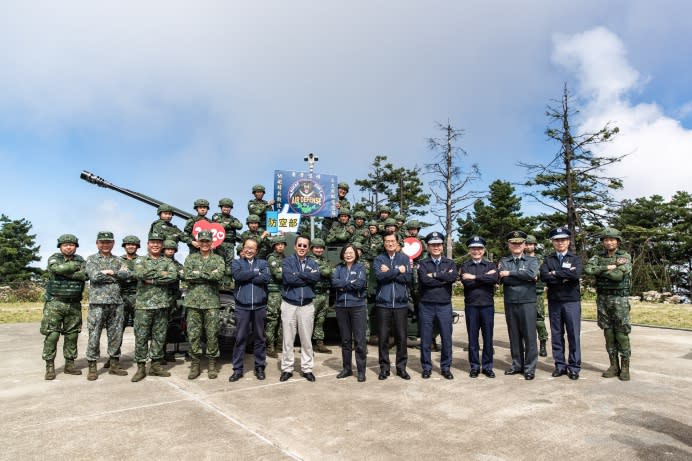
[80,170,193,220]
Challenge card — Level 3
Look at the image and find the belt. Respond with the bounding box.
[282,297,313,306]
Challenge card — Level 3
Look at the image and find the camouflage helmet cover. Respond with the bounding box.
[218,198,234,208]
[252,184,266,193]
[157,203,174,214]
[600,227,622,241]
[338,182,349,191]
[246,214,261,224]
[121,235,141,247]
[57,234,79,248]
[271,235,287,246]
[311,238,326,248]
[163,240,178,250]
[525,234,538,244]
[353,211,367,219]
[193,199,210,209]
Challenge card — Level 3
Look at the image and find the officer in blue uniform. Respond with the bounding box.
[539,227,583,380]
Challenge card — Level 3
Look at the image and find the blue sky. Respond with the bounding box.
[1,1,691,264]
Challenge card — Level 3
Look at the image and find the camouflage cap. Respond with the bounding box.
[246,214,261,224]
[338,182,349,191]
[353,211,367,220]
[271,235,287,246]
[367,220,379,228]
[311,238,326,248]
[163,240,178,250]
[525,235,538,245]
[378,205,391,214]
[218,198,234,208]
[197,230,213,242]
[405,220,421,230]
[57,234,79,248]
[338,208,352,217]
[193,199,210,209]
[601,227,622,241]
[148,232,165,241]
[394,214,406,222]
[157,203,173,214]
[384,218,398,228]
[122,235,141,247]
[252,184,266,193]
[96,231,115,241]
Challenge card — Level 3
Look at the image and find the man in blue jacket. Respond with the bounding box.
[280,235,321,382]
[374,232,413,380]
[230,238,271,381]
[539,227,583,380]
[417,232,457,379]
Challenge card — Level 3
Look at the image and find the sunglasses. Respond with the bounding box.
[296,243,309,248]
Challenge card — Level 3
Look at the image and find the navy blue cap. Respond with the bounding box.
[466,236,486,248]
[425,232,445,244]
[549,227,571,240]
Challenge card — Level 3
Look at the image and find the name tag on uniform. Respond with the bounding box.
[562,262,572,269]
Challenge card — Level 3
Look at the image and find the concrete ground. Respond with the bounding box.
[1,316,691,461]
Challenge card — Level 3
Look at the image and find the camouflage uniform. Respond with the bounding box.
[350,211,370,246]
[212,199,243,281]
[85,250,130,363]
[133,253,178,363]
[41,251,87,365]
[184,209,210,253]
[326,217,355,246]
[163,244,185,358]
[585,230,633,380]
[183,251,225,362]
[265,244,285,357]
[119,254,138,330]
[247,185,274,228]
[149,205,191,246]
[310,242,334,351]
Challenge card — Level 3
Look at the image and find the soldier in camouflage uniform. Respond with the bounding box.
[212,197,243,285]
[326,208,355,246]
[182,230,225,380]
[162,240,184,363]
[310,238,334,354]
[350,211,369,246]
[149,203,191,246]
[322,182,351,237]
[525,235,549,357]
[184,199,211,253]
[41,234,87,380]
[240,214,271,259]
[376,205,392,235]
[584,228,633,381]
[106,235,140,370]
[85,231,131,380]
[247,184,275,228]
[363,221,384,261]
[265,235,286,358]
[131,232,178,382]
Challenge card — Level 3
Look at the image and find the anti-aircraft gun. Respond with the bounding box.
[80,170,238,345]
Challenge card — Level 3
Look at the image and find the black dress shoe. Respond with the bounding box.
[482,369,495,378]
[336,369,353,379]
[551,368,567,378]
[357,372,366,382]
[568,371,579,380]
[229,371,243,382]
[525,372,535,380]
[422,370,432,379]
[279,371,292,382]
[469,369,479,378]
[303,372,316,382]
[254,367,265,380]
[378,368,390,380]
[441,370,454,380]
[504,368,521,375]
[396,369,411,380]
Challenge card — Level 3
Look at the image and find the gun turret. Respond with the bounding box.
[80,170,193,220]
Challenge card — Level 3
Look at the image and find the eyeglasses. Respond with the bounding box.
[296,244,309,248]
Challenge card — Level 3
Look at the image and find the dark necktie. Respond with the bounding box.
[558,254,564,265]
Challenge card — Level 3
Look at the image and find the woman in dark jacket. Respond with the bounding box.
[331,244,368,382]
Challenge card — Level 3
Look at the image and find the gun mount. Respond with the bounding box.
[80,170,193,221]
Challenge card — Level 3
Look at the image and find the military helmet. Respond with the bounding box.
[193,199,210,209]
[271,235,287,246]
[353,211,367,220]
[163,240,178,250]
[384,218,398,228]
[57,234,79,248]
[378,205,391,214]
[405,220,421,230]
[218,198,234,208]
[157,203,173,214]
[394,214,406,222]
[338,208,352,217]
[367,220,379,228]
[252,184,266,193]
[246,214,261,224]
[338,182,349,192]
[121,235,141,248]
[311,238,326,248]
[525,234,538,245]
[600,227,622,241]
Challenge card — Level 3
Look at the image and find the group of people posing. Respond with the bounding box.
[40,183,634,384]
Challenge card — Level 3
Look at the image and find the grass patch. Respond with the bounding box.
[0,302,88,324]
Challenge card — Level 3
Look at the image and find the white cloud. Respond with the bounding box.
[552,27,692,200]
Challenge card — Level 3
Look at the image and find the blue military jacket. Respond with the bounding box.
[417,257,457,304]
[539,252,583,302]
[460,259,498,307]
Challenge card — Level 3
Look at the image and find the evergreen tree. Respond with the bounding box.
[0,214,42,282]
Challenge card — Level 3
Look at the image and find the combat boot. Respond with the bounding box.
[266,343,278,358]
[108,357,128,376]
[149,361,171,377]
[188,360,200,380]
[315,341,332,354]
[539,340,547,357]
[131,363,146,382]
[87,361,98,381]
[64,359,82,375]
[208,359,218,379]
[619,358,630,381]
[103,359,110,369]
[602,354,620,378]
[45,360,56,381]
